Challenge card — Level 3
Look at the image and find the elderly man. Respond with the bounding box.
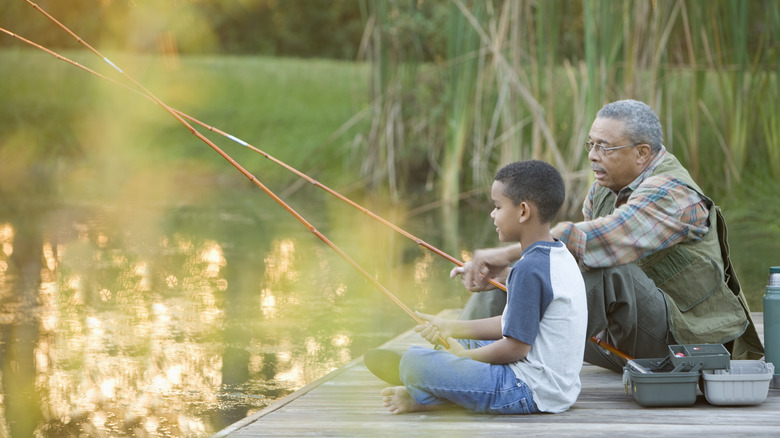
[455,99,763,371]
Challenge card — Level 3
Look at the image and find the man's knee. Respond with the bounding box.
[459,289,507,320]
[583,264,672,364]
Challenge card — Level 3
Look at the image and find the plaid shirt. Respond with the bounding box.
[551,147,710,268]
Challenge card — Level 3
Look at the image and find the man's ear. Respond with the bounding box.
[636,143,652,163]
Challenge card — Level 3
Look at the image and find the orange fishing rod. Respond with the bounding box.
[12,2,509,294]
[590,335,634,361]
[11,4,632,360]
[17,0,451,348]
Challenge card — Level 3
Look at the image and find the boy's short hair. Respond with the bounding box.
[494,160,565,223]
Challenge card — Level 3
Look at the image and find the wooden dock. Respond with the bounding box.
[213,311,779,437]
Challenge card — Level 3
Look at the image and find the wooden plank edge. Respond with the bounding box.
[210,356,362,437]
[210,309,459,437]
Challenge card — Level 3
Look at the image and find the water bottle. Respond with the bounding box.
[764,266,780,388]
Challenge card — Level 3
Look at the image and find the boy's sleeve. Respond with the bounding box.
[502,261,552,345]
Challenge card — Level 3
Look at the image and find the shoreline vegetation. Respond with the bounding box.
[2,1,778,311]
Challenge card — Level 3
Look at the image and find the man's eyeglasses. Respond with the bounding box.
[584,141,637,155]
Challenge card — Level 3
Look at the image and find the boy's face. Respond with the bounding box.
[490,180,525,242]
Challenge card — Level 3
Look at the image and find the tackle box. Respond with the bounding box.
[701,360,774,405]
[623,357,702,407]
[623,343,775,407]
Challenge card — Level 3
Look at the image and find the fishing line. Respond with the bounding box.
[15,0,453,347]
[0,27,140,96]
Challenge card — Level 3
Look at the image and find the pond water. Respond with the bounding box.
[0,183,487,436]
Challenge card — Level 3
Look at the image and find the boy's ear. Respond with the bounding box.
[517,201,531,223]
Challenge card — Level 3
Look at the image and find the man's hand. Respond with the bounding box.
[449,245,521,291]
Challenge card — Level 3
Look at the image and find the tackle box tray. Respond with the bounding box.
[701,360,774,405]
[623,358,701,407]
[668,344,730,371]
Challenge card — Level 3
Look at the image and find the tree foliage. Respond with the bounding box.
[1,0,366,59]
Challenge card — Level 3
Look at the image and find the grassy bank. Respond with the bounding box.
[0,48,369,200]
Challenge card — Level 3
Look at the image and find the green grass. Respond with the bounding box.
[0,48,369,196]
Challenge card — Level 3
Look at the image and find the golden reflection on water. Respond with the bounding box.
[0,224,13,257]
[264,239,297,285]
[0,218,232,436]
[0,211,459,437]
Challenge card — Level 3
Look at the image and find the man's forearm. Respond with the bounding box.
[503,243,524,260]
[491,244,522,283]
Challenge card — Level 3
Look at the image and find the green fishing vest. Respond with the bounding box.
[591,153,763,359]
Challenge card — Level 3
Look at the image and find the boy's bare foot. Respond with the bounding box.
[381,386,446,414]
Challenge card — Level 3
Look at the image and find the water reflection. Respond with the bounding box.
[0,206,44,437]
[0,193,465,436]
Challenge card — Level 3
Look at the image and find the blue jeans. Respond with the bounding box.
[399,340,538,414]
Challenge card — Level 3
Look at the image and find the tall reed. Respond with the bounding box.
[439,1,484,250]
[358,0,776,210]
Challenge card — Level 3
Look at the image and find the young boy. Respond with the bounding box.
[374,160,587,414]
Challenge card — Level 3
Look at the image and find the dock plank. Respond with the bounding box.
[214,311,779,437]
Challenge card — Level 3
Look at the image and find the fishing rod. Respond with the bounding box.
[11,4,631,362]
[17,0,451,348]
[7,7,633,362]
[590,335,634,361]
[12,1,509,293]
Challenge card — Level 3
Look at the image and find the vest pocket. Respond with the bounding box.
[638,245,721,311]
[640,245,747,343]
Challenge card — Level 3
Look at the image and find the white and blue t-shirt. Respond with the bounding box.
[501,240,587,413]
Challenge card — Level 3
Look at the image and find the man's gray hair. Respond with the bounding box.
[597,100,663,154]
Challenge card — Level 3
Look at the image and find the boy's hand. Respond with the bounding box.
[414,320,464,356]
[414,312,452,345]
[443,337,466,356]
